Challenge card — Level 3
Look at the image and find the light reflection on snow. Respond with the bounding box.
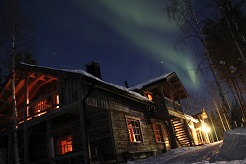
[126,128,246,164]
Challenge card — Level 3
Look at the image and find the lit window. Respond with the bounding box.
[147,94,153,101]
[55,135,73,155]
[153,123,164,142]
[56,94,59,108]
[126,117,142,143]
[144,92,153,101]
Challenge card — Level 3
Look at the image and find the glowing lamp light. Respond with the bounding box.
[202,124,210,132]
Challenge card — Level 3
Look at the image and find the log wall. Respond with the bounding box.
[110,103,167,162]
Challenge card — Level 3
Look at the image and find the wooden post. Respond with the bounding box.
[47,118,55,164]
[79,100,91,164]
[160,85,177,149]
[79,85,93,164]
[8,131,13,164]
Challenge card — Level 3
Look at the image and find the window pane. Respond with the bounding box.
[55,135,73,155]
[153,123,164,142]
[127,118,142,142]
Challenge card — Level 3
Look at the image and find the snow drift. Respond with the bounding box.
[217,127,246,161]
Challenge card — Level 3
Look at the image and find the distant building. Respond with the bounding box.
[187,109,214,145]
[0,62,209,163]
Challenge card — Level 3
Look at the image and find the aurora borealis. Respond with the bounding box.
[21,0,199,91]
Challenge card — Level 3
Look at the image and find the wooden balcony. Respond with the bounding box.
[0,91,59,130]
[164,97,182,112]
[147,97,184,120]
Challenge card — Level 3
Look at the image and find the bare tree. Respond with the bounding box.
[216,0,246,66]
[0,1,35,163]
[163,0,231,117]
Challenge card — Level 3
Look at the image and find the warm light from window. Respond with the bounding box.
[127,118,142,142]
[27,98,29,116]
[56,95,59,108]
[59,136,72,154]
[147,94,153,101]
[144,93,153,101]
[153,123,164,142]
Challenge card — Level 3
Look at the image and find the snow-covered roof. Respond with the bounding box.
[65,69,150,101]
[17,63,151,103]
[129,72,173,90]
[129,71,188,99]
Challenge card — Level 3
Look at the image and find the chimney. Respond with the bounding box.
[86,61,102,79]
[124,81,129,88]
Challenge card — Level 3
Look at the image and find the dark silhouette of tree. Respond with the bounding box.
[203,5,246,121]
[15,51,37,65]
[0,1,36,163]
[216,0,246,66]
[203,7,246,82]
[163,0,231,118]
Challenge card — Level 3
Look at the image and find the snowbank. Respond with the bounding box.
[216,127,246,161]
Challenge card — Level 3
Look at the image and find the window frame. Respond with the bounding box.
[54,133,73,155]
[125,116,143,143]
[153,123,164,143]
[144,91,153,101]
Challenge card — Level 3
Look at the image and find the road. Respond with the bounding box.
[128,141,224,164]
[163,141,223,163]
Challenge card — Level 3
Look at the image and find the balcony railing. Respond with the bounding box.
[148,97,183,115]
[0,91,59,130]
[164,97,182,113]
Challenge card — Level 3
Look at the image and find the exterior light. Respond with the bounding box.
[202,124,210,133]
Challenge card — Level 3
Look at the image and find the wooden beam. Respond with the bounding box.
[160,85,178,149]
[79,85,92,164]
[47,118,55,164]
[29,78,55,100]
[8,131,13,164]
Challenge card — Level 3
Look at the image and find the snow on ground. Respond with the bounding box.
[126,127,246,164]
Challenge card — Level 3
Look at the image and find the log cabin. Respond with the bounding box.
[189,108,213,145]
[0,62,195,163]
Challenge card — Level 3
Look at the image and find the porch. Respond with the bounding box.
[147,96,184,120]
[0,91,59,130]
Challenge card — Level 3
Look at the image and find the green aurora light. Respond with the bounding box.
[75,0,200,90]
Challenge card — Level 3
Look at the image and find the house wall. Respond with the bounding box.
[110,103,167,162]
[87,105,114,162]
[60,78,81,106]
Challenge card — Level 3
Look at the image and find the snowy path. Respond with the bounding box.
[127,141,223,164]
[163,141,222,164]
[127,128,246,164]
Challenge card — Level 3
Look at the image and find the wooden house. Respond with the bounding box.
[130,72,193,150]
[190,109,213,145]
[0,62,193,164]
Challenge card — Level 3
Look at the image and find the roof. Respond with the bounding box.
[129,72,189,99]
[15,63,151,104]
[129,72,173,90]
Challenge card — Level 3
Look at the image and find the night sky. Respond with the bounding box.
[2,0,201,92]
